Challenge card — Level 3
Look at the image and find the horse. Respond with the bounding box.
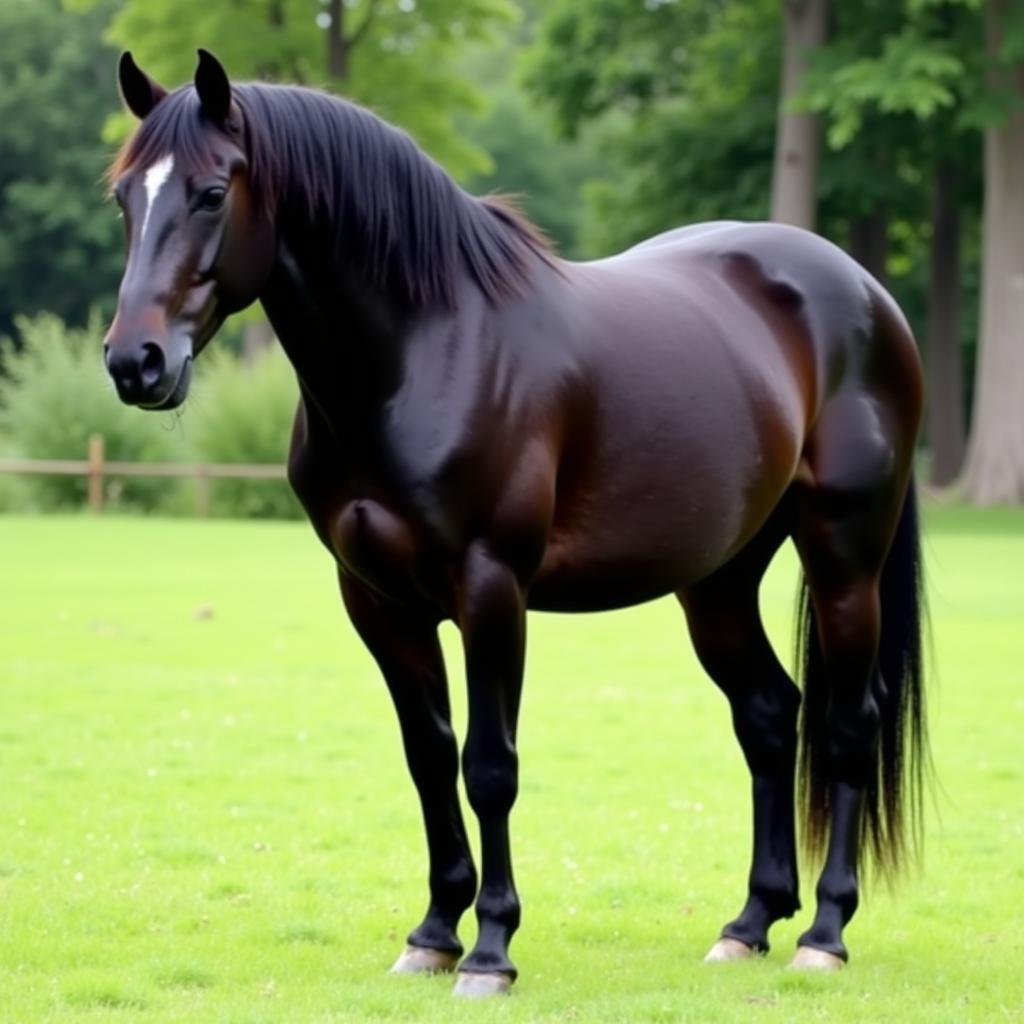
[102,50,927,996]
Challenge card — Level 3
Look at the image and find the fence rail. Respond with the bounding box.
[0,435,287,516]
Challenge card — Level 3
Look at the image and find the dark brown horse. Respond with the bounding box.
[103,51,927,996]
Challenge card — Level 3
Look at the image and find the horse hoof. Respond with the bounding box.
[788,946,845,971]
[453,971,513,998]
[390,946,459,974]
[704,938,756,963]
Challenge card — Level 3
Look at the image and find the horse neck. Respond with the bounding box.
[258,230,418,434]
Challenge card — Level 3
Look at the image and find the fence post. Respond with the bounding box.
[87,435,105,514]
[196,467,211,518]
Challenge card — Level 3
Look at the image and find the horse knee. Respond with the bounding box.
[463,755,519,819]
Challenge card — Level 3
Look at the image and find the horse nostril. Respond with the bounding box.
[102,343,112,371]
[139,341,166,390]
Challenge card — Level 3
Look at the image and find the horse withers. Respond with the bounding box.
[102,50,927,995]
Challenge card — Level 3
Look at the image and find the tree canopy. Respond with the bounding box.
[0,0,123,338]
[69,0,519,178]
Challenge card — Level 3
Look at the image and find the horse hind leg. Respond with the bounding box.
[789,390,920,970]
[678,500,802,961]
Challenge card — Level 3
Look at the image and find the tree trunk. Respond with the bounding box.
[926,160,965,488]
[256,1,286,79]
[327,0,348,81]
[849,207,889,287]
[963,2,1024,504]
[770,0,828,230]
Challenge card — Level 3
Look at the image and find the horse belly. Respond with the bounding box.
[530,347,802,613]
[530,479,757,612]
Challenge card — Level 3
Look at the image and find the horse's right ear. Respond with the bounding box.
[118,52,167,120]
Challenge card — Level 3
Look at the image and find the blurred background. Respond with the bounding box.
[1,0,1022,515]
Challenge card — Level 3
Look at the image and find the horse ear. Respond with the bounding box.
[118,52,167,120]
[195,49,232,125]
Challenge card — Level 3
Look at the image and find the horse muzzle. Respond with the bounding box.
[103,331,193,410]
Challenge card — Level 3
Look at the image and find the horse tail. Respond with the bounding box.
[795,480,928,877]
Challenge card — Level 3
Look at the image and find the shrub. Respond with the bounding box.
[187,346,302,519]
[0,436,34,513]
[0,313,188,511]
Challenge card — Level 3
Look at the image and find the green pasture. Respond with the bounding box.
[1,507,1022,1023]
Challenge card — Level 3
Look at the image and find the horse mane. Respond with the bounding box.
[109,83,553,309]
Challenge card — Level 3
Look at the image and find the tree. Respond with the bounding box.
[771,0,828,229]
[524,0,781,255]
[926,158,966,486]
[0,0,124,342]
[455,3,613,258]
[460,87,605,258]
[963,0,1024,503]
[801,0,984,487]
[71,0,518,180]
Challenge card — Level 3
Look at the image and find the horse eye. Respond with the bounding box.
[198,187,227,212]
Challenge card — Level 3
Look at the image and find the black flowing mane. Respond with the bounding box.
[111,83,552,308]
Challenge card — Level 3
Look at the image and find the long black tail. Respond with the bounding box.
[795,482,928,877]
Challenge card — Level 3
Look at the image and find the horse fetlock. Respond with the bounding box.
[407,917,464,957]
[431,860,478,912]
[815,874,859,923]
[749,875,801,920]
[475,886,521,933]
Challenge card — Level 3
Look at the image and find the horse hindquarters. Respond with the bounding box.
[789,361,925,965]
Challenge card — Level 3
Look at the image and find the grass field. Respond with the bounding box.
[1,507,1022,1023]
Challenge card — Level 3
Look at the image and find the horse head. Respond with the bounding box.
[104,50,274,409]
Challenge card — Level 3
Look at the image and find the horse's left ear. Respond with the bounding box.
[195,48,232,125]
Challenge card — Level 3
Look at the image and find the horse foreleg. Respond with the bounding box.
[339,574,477,973]
[452,542,526,997]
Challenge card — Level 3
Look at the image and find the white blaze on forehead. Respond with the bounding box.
[140,154,175,242]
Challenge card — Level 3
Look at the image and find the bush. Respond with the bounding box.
[0,436,34,512]
[188,346,302,519]
[0,313,188,511]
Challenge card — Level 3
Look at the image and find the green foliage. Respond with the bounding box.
[803,0,985,150]
[188,347,301,520]
[460,88,607,258]
[806,30,965,149]
[525,0,779,253]
[0,312,186,511]
[0,448,32,512]
[453,5,609,257]
[70,0,519,180]
[0,0,124,338]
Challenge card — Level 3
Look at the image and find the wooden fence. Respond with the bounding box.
[0,435,287,516]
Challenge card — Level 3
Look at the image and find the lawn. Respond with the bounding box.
[1,507,1022,1023]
